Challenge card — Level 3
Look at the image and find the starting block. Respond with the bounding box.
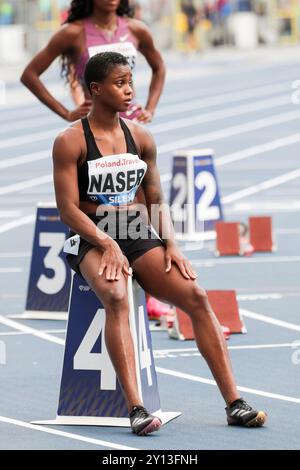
[206,290,246,334]
[215,221,254,257]
[215,222,241,256]
[249,216,276,252]
[32,273,180,427]
[169,290,246,340]
[169,149,223,241]
[10,203,71,320]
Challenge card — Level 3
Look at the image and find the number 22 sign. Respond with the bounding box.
[170,150,223,239]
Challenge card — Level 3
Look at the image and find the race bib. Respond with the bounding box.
[87,153,147,206]
[88,42,137,71]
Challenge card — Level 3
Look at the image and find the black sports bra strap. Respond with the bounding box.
[120,118,139,156]
[82,117,139,159]
[81,117,102,159]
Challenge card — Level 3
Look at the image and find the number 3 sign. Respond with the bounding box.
[12,204,72,320]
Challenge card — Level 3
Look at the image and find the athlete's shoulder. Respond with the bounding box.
[53,121,84,160]
[126,18,152,39]
[123,119,156,160]
[52,21,84,44]
[124,119,154,144]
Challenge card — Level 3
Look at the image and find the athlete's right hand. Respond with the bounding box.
[66,100,92,122]
[98,238,132,281]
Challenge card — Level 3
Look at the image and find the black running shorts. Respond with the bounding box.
[66,212,164,277]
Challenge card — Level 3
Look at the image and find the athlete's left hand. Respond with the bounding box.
[165,244,197,280]
[136,108,153,124]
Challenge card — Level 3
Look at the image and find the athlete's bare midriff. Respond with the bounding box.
[79,199,145,216]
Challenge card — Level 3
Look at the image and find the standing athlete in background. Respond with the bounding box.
[20,0,165,123]
[21,0,166,317]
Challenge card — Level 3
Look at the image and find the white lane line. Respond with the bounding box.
[192,256,300,266]
[0,215,35,234]
[0,175,52,196]
[227,201,300,213]
[155,82,289,118]
[2,101,300,155]
[2,314,300,406]
[276,228,300,234]
[158,109,300,155]
[240,309,300,332]
[161,131,300,183]
[0,108,50,124]
[158,73,300,105]
[2,112,300,201]
[0,267,23,273]
[0,150,50,170]
[0,115,59,134]
[156,367,300,404]
[0,83,289,136]
[0,252,30,258]
[0,130,61,150]
[154,343,300,355]
[237,293,283,301]
[150,94,289,134]
[1,74,291,126]
[2,325,295,350]
[0,315,65,345]
[222,169,300,204]
[0,211,22,218]
[1,99,293,172]
[0,294,23,300]
[0,329,66,337]
[1,167,300,235]
[229,342,300,350]
[1,81,288,129]
[0,416,138,450]
[216,132,300,166]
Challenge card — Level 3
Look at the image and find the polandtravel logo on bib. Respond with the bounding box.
[87,153,147,206]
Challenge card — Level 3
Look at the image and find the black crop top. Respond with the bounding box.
[78,117,147,206]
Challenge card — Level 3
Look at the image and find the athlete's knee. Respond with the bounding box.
[187,284,210,313]
[90,277,128,311]
[102,287,129,317]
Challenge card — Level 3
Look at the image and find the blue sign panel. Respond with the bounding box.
[58,275,160,418]
[133,283,160,413]
[25,206,71,313]
[193,154,223,232]
[169,156,188,236]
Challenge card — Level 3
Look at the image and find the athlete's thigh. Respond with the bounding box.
[131,246,201,308]
[79,247,128,305]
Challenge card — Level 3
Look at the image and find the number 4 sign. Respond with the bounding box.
[170,150,223,240]
[32,274,181,427]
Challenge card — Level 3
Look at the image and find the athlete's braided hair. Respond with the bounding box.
[61,0,132,84]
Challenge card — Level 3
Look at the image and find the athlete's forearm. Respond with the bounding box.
[21,71,69,120]
[59,204,110,249]
[149,202,177,247]
[145,64,166,114]
[160,208,177,247]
